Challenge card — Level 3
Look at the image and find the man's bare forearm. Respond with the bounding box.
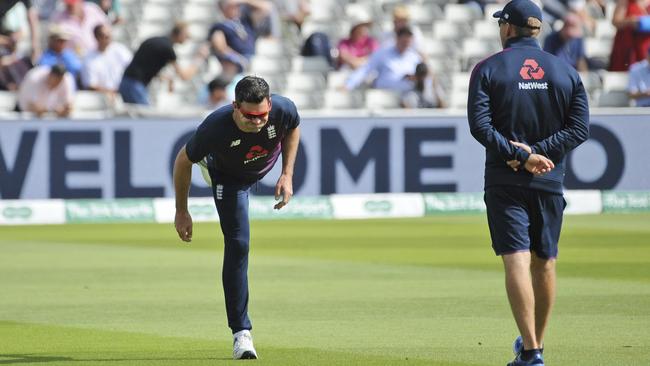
[281,127,300,177]
[173,146,193,212]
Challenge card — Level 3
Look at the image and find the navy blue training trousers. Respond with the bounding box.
[211,181,253,333]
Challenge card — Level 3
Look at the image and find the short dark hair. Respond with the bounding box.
[171,21,188,38]
[234,76,270,104]
[208,76,230,92]
[396,26,413,37]
[93,24,107,39]
[50,64,67,76]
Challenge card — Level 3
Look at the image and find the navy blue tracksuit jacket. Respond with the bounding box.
[468,37,590,194]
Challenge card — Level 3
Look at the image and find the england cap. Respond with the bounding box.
[493,0,543,28]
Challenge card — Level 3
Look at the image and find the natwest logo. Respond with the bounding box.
[244,145,269,164]
[519,59,545,80]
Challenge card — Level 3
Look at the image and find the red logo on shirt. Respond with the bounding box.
[244,145,269,164]
[519,59,545,80]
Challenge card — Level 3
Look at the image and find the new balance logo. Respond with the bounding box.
[230,139,241,147]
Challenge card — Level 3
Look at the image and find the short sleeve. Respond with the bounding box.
[285,98,300,129]
[185,117,216,163]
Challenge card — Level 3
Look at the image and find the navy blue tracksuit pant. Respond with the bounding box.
[211,181,252,333]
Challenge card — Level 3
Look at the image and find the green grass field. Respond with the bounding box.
[1,214,649,365]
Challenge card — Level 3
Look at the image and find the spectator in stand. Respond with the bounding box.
[543,12,588,71]
[18,64,75,117]
[336,13,379,70]
[119,22,207,105]
[401,62,447,109]
[609,0,650,71]
[87,0,123,25]
[205,75,230,109]
[208,0,272,71]
[379,5,425,53]
[32,0,58,20]
[345,27,422,93]
[81,24,131,95]
[628,47,650,106]
[38,25,82,80]
[275,0,309,31]
[51,0,109,57]
[0,0,40,62]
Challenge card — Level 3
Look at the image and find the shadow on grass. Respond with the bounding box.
[0,354,230,364]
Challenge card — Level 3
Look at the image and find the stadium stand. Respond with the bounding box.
[0,0,639,117]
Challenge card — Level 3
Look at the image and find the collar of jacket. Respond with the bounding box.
[504,36,541,49]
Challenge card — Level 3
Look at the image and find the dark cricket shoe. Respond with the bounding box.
[507,350,544,366]
[513,336,524,356]
[233,330,258,360]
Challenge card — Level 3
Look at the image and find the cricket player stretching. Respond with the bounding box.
[173,76,300,359]
[468,1,589,365]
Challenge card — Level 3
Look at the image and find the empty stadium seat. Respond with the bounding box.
[141,3,174,23]
[444,4,482,23]
[585,38,613,67]
[433,21,469,41]
[421,38,449,58]
[183,3,217,24]
[483,4,503,20]
[327,70,351,90]
[324,90,363,109]
[284,91,322,109]
[73,91,110,111]
[596,91,630,107]
[595,20,616,39]
[292,56,331,73]
[286,72,326,92]
[461,39,499,70]
[250,57,288,73]
[579,71,602,95]
[255,39,286,58]
[451,72,471,93]
[364,89,401,109]
[406,3,442,25]
[601,71,629,92]
[0,91,17,111]
[449,90,469,109]
[473,20,500,40]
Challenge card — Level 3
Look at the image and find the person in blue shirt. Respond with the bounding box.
[467,1,589,365]
[345,26,422,93]
[38,26,82,81]
[542,12,588,71]
[172,76,300,360]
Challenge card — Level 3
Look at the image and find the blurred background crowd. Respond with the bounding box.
[0,0,649,119]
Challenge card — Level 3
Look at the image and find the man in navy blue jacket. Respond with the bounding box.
[173,76,300,360]
[467,1,589,365]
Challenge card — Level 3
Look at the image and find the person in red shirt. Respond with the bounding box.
[609,0,650,71]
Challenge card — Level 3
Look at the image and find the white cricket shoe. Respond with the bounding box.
[233,330,258,360]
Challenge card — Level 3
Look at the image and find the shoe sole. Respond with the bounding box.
[238,351,257,360]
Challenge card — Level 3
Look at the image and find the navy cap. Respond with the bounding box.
[493,0,542,28]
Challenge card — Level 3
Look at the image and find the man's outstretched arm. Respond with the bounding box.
[173,146,194,242]
[274,126,300,210]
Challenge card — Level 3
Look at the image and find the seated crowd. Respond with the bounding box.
[0,0,648,117]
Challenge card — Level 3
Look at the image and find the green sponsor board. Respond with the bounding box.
[249,196,333,219]
[602,191,650,213]
[2,206,33,220]
[423,193,485,214]
[66,199,156,223]
[363,200,393,213]
[188,202,218,221]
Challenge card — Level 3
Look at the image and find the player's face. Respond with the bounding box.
[233,98,272,133]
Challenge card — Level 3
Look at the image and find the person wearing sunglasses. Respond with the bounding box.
[172,75,300,360]
[467,1,589,365]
